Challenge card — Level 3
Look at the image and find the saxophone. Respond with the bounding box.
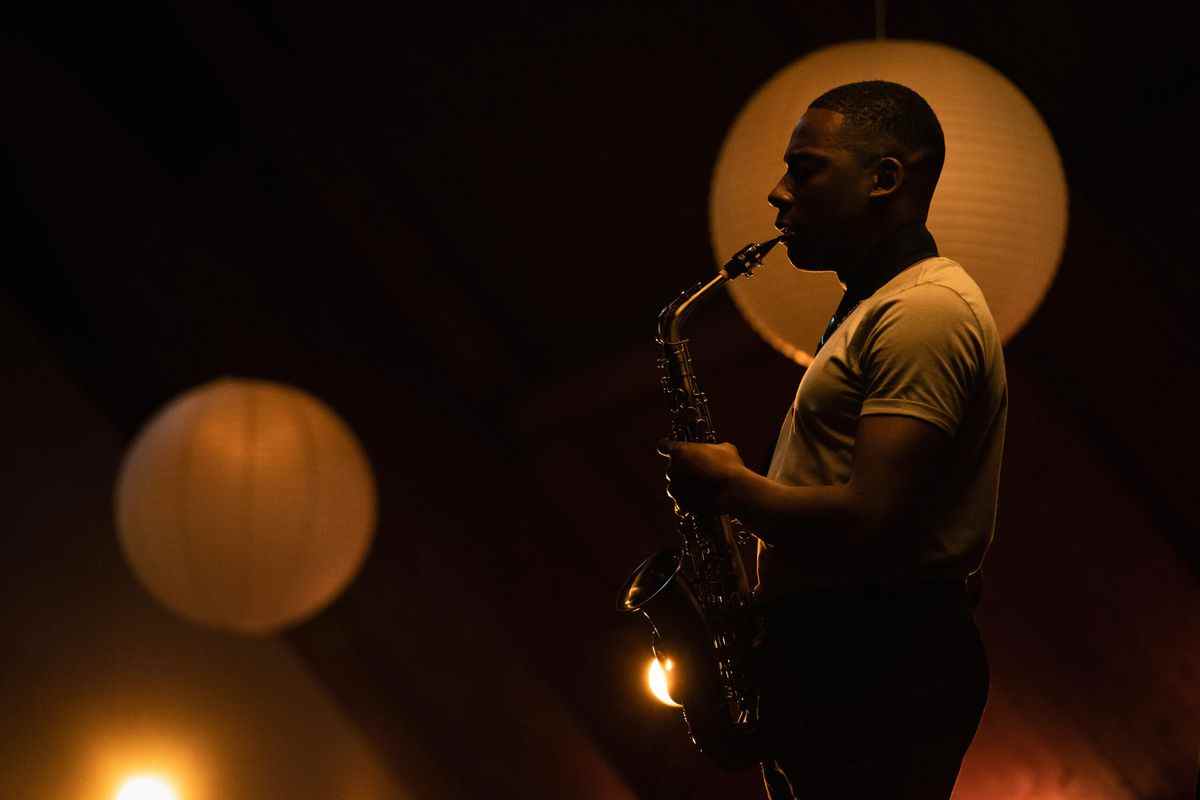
[617,235,782,770]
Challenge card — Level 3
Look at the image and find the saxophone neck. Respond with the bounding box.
[656,236,782,345]
[658,273,728,345]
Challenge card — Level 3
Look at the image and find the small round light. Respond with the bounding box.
[115,774,179,800]
[647,656,682,707]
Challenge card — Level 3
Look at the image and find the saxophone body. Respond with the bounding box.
[617,237,781,771]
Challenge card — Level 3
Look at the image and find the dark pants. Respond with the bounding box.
[751,583,988,799]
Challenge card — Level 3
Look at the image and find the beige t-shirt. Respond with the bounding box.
[759,256,1008,591]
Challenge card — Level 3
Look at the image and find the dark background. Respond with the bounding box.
[3,2,1199,798]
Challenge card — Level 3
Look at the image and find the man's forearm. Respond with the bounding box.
[719,467,884,570]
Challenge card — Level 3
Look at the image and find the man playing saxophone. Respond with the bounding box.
[660,81,1006,799]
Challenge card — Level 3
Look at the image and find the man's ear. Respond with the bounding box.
[870,156,905,198]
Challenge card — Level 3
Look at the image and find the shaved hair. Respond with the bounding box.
[810,80,945,195]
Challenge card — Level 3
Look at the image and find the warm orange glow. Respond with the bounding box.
[83,730,207,800]
[712,41,1068,362]
[115,378,378,635]
[115,774,179,800]
[647,656,682,707]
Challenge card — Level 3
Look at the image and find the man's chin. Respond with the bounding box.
[784,243,830,272]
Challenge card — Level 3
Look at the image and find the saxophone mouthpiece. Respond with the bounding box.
[758,235,783,256]
[723,235,783,278]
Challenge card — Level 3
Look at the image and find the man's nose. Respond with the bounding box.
[768,178,790,210]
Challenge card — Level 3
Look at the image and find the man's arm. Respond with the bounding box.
[664,285,982,574]
[665,412,950,575]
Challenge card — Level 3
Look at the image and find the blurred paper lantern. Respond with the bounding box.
[115,378,377,635]
[710,40,1068,364]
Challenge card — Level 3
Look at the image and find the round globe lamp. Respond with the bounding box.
[710,40,1068,364]
[115,378,377,635]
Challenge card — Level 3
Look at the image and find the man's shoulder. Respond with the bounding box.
[874,257,997,332]
[849,258,1003,370]
[886,256,976,298]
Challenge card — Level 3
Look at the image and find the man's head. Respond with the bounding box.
[768,80,944,272]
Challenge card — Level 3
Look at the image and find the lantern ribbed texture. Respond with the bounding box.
[710,40,1068,365]
[115,378,377,635]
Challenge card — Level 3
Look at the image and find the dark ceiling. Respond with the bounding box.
[4,1,1200,798]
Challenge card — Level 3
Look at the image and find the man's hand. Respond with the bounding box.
[657,440,747,515]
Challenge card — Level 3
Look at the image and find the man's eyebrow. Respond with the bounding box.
[785,150,829,165]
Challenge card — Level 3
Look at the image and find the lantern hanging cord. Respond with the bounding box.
[875,0,886,40]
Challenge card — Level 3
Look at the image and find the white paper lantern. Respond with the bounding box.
[710,40,1068,364]
[115,378,377,635]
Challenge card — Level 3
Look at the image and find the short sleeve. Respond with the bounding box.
[857,284,985,435]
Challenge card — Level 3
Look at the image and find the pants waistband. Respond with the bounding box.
[756,574,981,613]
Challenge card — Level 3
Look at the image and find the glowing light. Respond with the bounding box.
[115,774,179,800]
[115,378,377,635]
[711,40,1068,364]
[647,657,682,707]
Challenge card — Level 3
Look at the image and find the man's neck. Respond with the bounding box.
[836,222,938,301]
